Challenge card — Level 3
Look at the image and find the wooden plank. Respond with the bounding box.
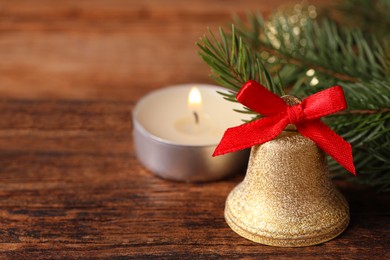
[0,100,388,258]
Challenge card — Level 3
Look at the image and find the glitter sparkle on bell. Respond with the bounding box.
[224,130,350,247]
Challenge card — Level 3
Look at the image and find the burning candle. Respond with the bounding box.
[175,86,217,136]
[188,86,201,120]
[132,83,250,182]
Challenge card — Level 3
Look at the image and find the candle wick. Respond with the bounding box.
[193,111,199,124]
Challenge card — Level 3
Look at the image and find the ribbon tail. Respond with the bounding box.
[297,120,356,175]
[213,114,288,156]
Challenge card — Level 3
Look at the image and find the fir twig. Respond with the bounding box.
[197,25,284,117]
[197,2,390,191]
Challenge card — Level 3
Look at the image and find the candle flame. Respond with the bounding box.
[188,87,202,112]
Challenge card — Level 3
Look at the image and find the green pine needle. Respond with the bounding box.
[197,1,390,191]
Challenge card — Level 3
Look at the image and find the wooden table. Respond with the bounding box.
[0,1,389,258]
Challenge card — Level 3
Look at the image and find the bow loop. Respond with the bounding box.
[237,80,287,116]
[214,80,356,175]
[301,86,347,120]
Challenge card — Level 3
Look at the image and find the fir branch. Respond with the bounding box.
[256,44,360,83]
[197,26,284,111]
[197,2,390,191]
[236,12,389,82]
[335,108,390,115]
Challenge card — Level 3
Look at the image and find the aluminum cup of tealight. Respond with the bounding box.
[132,83,250,182]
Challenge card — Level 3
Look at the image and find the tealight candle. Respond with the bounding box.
[132,83,250,182]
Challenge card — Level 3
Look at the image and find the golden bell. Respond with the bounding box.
[224,130,350,247]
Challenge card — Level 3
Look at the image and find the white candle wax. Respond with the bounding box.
[135,84,247,146]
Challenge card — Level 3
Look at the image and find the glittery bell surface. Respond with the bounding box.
[225,131,349,247]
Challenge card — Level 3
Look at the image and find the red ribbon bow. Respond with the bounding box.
[213,80,356,175]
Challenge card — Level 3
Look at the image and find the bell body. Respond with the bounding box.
[225,131,349,247]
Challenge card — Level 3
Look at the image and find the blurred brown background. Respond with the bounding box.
[0,0,328,100]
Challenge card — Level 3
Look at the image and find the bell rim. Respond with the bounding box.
[224,205,350,247]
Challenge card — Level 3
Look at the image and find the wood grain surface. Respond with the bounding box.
[0,0,389,259]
